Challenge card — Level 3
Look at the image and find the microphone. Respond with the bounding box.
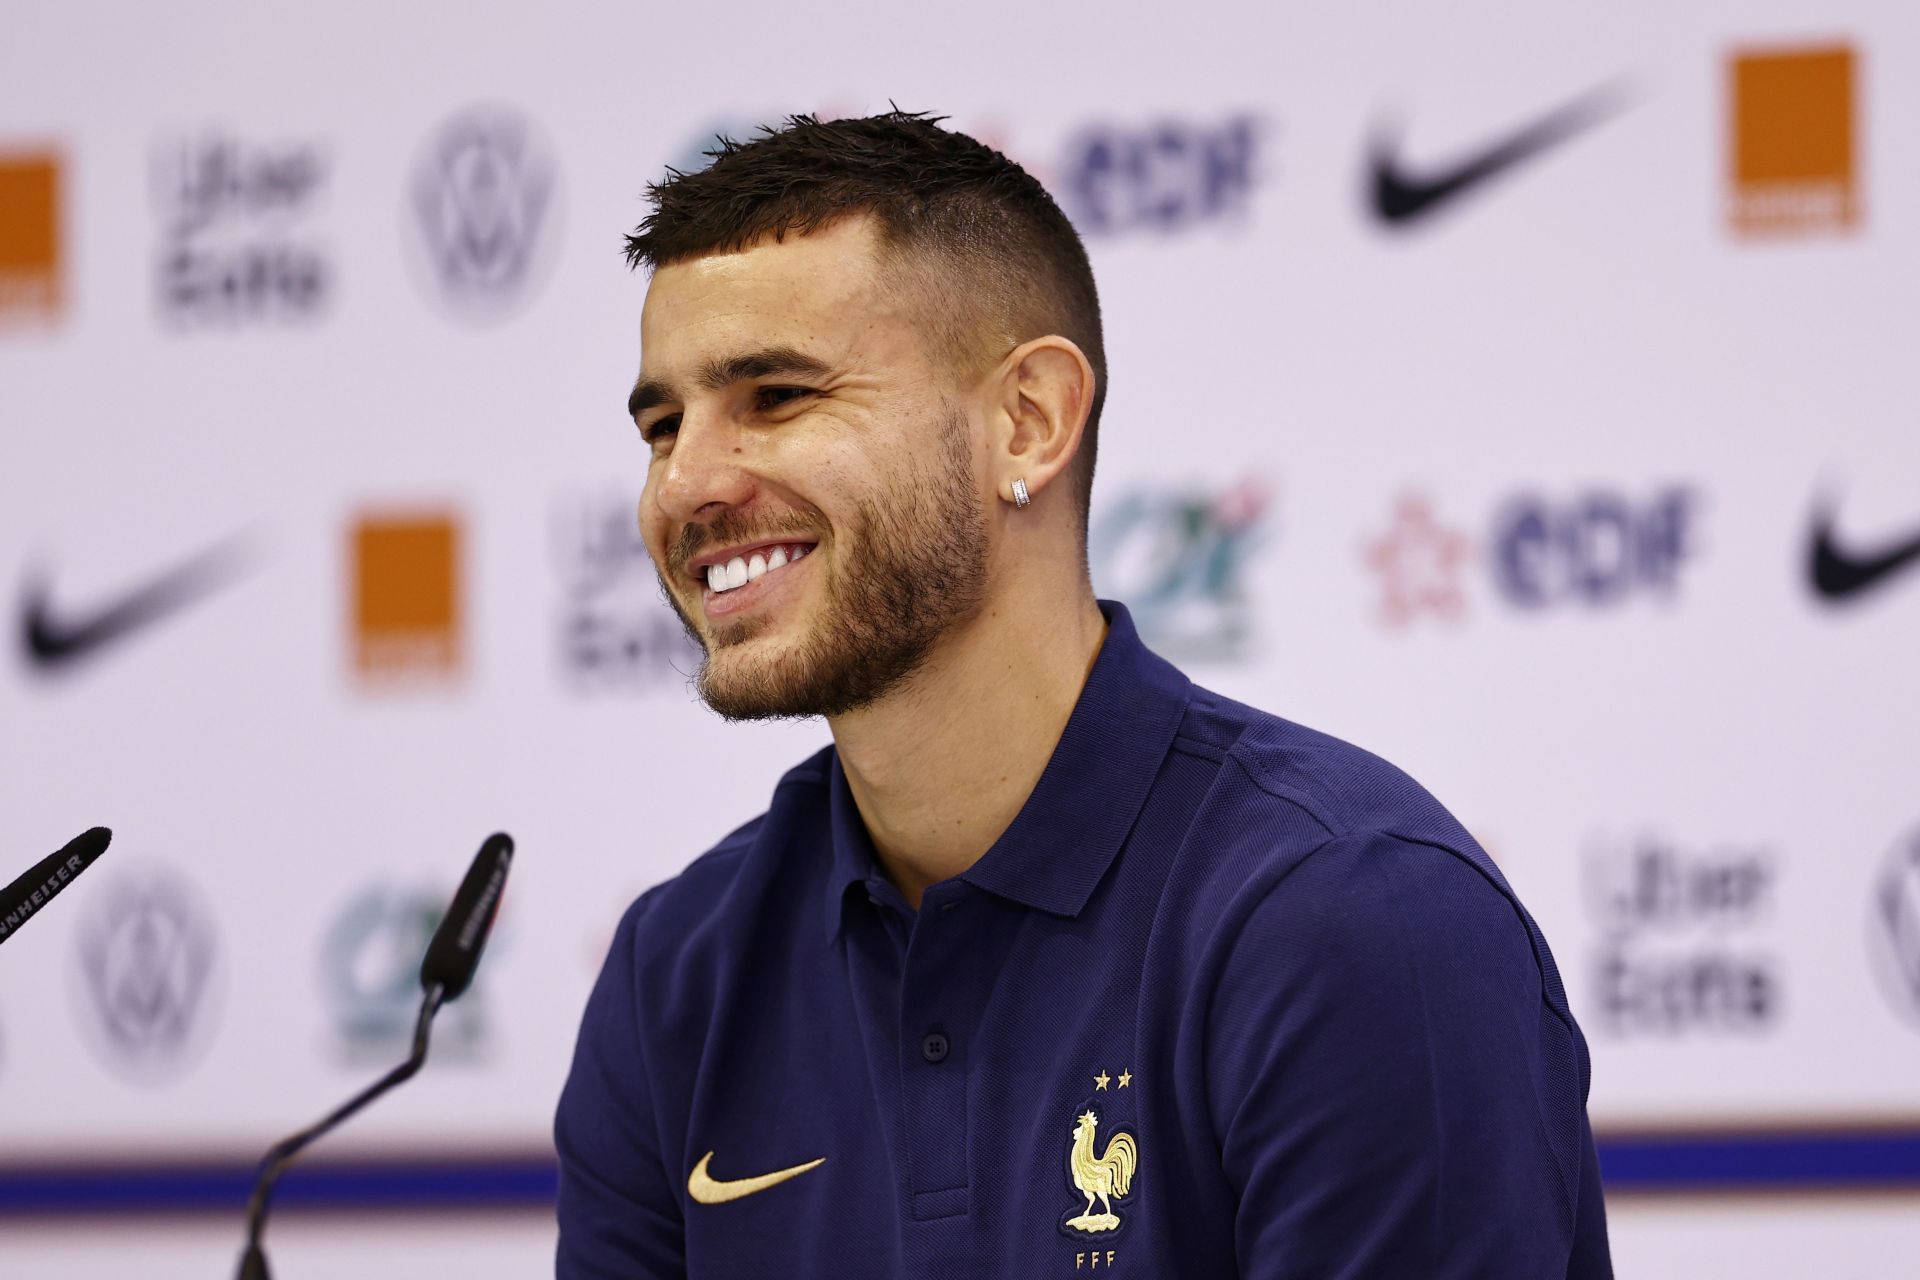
[420,831,515,1000]
[236,832,514,1280]
[0,827,111,948]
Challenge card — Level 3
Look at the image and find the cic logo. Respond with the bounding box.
[1091,479,1269,662]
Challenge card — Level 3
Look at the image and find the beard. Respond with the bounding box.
[658,410,991,721]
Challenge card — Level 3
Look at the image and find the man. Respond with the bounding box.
[557,111,1611,1278]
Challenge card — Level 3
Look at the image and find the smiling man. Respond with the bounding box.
[556,112,1611,1279]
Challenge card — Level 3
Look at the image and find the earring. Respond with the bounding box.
[1011,478,1031,508]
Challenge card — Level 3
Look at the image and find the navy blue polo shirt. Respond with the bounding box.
[556,601,1611,1278]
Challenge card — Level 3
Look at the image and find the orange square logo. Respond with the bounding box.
[1729,44,1858,236]
[351,513,462,679]
[0,151,63,323]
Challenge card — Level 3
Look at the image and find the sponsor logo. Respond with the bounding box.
[1365,486,1697,627]
[19,536,250,674]
[553,492,698,687]
[1363,493,1472,626]
[1055,1064,1139,1261]
[0,148,63,326]
[686,1151,827,1206]
[1060,114,1262,235]
[1728,44,1858,237]
[350,511,462,682]
[151,133,330,326]
[321,881,491,1062]
[1869,828,1920,1029]
[407,106,559,322]
[1585,831,1780,1036]
[1808,493,1920,604]
[1090,479,1269,662]
[1491,490,1693,607]
[1370,83,1626,227]
[71,863,221,1082]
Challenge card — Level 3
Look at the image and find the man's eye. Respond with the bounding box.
[756,386,814,411]
[640,414,680,444]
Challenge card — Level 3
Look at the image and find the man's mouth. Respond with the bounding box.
[698,541,817,596]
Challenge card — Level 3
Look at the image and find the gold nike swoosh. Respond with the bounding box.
[687,1150,826,1205]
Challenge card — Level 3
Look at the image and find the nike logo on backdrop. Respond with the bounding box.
[20,537,252,671]
[686,1151,826,1205]
[1810,500,1920,602]
[1369,83,1629,226]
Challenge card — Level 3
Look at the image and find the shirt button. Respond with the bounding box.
[921,1032,950,1063]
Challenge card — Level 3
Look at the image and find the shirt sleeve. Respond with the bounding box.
[555,895,687,1279]
[1205,828,1605,1279]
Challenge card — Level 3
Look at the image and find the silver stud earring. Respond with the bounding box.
[1011,478,1031,508]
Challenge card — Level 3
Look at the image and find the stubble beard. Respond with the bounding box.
[659,411,992,721]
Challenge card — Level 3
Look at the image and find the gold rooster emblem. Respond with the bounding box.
[1065,1108,1137,1233]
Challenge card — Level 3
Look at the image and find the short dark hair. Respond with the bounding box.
[625,110,1106,535]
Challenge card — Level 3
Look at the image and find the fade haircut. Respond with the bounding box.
[624,110,1106,537]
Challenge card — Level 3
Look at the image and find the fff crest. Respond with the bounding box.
[1060,1086,1138,1239]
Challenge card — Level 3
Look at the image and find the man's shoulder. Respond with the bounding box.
[1175,682,1477,852]
[1166,683,1577,1033]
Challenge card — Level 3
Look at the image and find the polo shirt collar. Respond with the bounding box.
[824,600,1191,940]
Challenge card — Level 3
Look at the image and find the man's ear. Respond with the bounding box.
[990,335,1096,509]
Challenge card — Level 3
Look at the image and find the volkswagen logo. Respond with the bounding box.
[407,105,560,322]
[71,864,221,1083]
[1870,828,1920,1029]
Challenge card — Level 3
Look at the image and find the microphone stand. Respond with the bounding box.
[236,984,447,1280]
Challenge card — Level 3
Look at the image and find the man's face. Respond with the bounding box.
[632,217,992,719]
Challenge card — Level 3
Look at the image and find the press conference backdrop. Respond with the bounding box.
[4,0,1919,1275]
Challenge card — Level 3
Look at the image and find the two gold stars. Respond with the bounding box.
[1094,1069,1132,1090]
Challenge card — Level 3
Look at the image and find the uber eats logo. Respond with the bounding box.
[1584,831,1782,1037]
[152,132,331,327]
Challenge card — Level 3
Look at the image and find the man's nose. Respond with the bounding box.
[652,416,756,525]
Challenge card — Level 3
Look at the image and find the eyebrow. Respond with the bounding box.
[627,345,834,419]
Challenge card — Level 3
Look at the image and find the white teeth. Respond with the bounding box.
[703,544,814,594]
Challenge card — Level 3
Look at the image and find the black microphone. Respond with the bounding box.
[236,832,514,1280]
[0,827,111,948]
[419,831,514,999]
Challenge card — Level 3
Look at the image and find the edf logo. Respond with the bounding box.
[1493,489,1695,607]
[1366,485,1701,628]
[1062,115,1262,234]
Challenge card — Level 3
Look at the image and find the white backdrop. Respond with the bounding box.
[4,0,1919,1274]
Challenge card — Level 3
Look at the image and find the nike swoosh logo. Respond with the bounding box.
[20,537,252,671]
[686,1150,825,1205]
[1370,83,1629,226]
[1810,500,1920,602]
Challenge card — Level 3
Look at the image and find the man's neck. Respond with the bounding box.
[830,591,1108,911]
